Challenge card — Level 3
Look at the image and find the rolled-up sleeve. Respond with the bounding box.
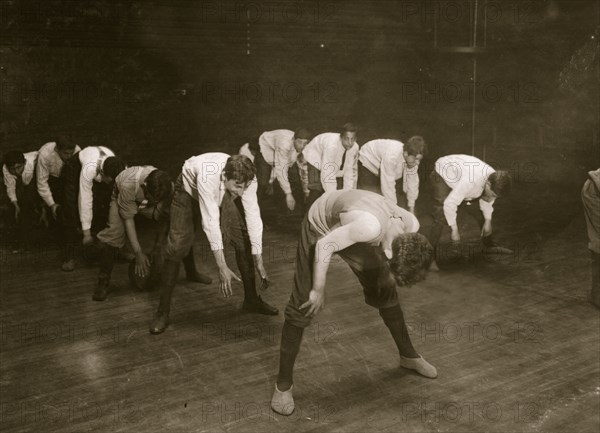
[443,185,468,226]
[36,154,55,207]
[241,178,263,255]
[197,176,224,251]
[479,198,495,220]
[404,163,420,208]
[79,159,97,231]
[3,165,17,203]
[380,152,400,204]
[274,145,293,195]
[117,186,138,220]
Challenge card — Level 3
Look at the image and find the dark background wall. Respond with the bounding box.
[1,0,598,182]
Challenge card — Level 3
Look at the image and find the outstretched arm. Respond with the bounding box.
[124,217,150,277]
[301,211,381,317]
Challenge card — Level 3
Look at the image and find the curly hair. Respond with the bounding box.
[224,154,256,184]
[389,233,434,287]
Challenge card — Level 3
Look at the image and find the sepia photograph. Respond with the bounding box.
[0,1,599,432]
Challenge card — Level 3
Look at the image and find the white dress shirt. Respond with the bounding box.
[181,152,263,255]
[3,151,38,203]
[259,129,298,195]
[359,139,420,207]
[36,141,82,207]
[78,146,115,231]
[302,132,359,192]
[434,154,496,226]
[238,143,255,163]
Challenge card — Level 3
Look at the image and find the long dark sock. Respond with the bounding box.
[276,321,304,391]
[182,248,198,278]
[379,305,419,358]
[157,259,180,314]
[98,243,117,281]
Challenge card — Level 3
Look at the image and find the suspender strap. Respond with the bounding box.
[95,147,108,177]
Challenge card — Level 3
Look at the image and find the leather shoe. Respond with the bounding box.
[149,312,170,334]
[61,259,76,272]
[92,283,109,301]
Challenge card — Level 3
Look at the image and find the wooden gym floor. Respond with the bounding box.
[0,181,599,433]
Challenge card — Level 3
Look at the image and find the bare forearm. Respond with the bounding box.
[313,241,333,292]
[212,249,228,270]
[253,253,263,268]
[124,218,142,253]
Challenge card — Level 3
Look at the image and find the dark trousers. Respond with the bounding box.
[46,175,65,238]
[428,170,490,247]
[287,163,307,215]
[305,163,343,212]
[256,151,306,219]
[6,178,43,243]
[356,161,405,205]
[356,161,381,195]
[160,175,260,308]
[254,151,272,211]
[61,154,112,261]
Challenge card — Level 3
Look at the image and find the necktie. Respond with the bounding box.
[339,149,347,171]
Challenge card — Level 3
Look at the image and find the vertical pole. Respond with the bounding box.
[246,9,251,55]
[483,0,488,48]
[472,57,477,156]
[433,0,438,48]
[471,0,479,156]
